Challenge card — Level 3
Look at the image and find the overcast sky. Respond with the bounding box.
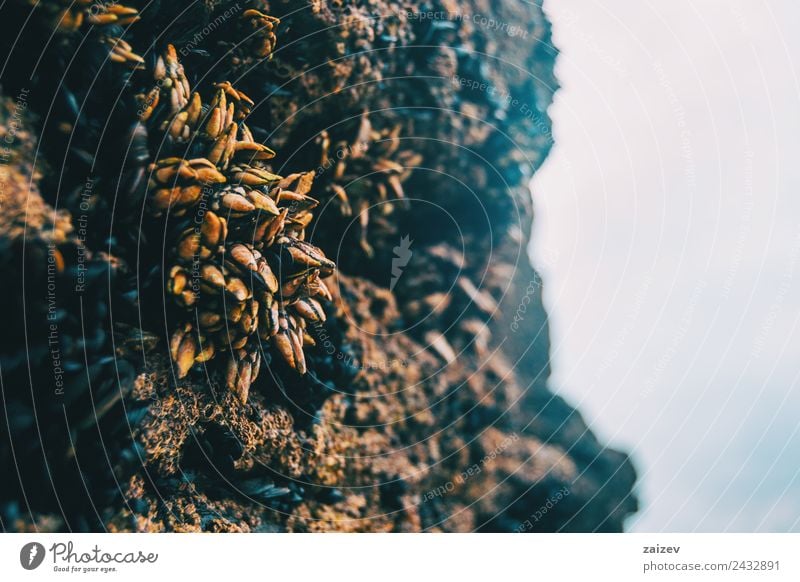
[533,0,800,531]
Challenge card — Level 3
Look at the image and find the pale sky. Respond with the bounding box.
[533,0,800,531]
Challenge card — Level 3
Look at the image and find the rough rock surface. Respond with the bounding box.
[0,0,637,532]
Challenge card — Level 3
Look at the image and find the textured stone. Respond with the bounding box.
[0,0,636,532]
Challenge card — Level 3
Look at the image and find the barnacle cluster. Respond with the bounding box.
[23,0,140,32]
[229,9,281,66]
[317,113,421,255]
[136,44,335,403]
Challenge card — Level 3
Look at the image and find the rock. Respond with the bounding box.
[0,0,636,532]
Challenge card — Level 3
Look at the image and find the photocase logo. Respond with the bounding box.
[390,235,413,291]
[20,542,46,570]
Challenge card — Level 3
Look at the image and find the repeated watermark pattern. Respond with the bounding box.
[74,178,95,293]
[0,89,29,206]
[406,10,528,39]
[315,141,368,177]
[515,486,571,532]
[189,181,220,302]
[510,277,542,333]
[389,235,413,291]
[750,228,800,360]
[653,60,697,197]
[178,3,242,56]
[305,318,409,371]
[47,243,65,398]
[452,74,554,146]
[422,433,519,502]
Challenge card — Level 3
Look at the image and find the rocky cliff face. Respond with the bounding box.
[0,0,637,532]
